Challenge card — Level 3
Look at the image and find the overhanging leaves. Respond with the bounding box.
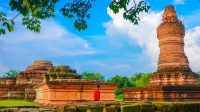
[22,16,41,32]
[109,0,150,25]
[0,13,15,35]
[1,0,150,35]
[60,0,95,31]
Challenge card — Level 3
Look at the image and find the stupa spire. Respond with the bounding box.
[162,5,178,22]
[156,5,190,73]
[123,5,200,102]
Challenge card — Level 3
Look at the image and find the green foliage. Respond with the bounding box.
[64,105,77,112]
[120,104,140,112]
[107,73,152,101]
[48,65,76,74]
[130,73,153,87]
[0,100,38,106]
[81,72,150,100]
[107,75,134,89]
[0,0,58,35]
[197,72,200,84]
[153,102,176,112]
[47,66,79,79]
[9,0,58,17]
[0,13,14,35]
[107,75,134,101]
[22,16,41,32]
[116,94,124,101]
[4,69,20,78]
[103,105,120,112]
[109,0,150,25]
[82,72,105,82]
[60,0,96,31]
[0,0,149,35]
[77,106,89,112]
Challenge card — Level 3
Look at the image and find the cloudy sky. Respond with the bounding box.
[0,0,200,78]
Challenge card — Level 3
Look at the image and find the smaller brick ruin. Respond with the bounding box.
[0,60,117,104]
[34,65,117,105]
[35,79,117,105]
[0,60,54,100]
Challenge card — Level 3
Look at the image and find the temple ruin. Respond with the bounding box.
[0,60,117,104]
[0,60,53,100]
[123,6,200,101]
[34,65,117,105]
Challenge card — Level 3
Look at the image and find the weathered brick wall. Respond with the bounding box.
[0,60,57,101]
[0,84,36,100]
[35,80,117,105]
[123,85,200,101]
[16,73,46,85]
[1,102,200,112]
[0,86,25,99]
[0,78,16,85]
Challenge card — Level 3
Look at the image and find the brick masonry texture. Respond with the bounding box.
[123,6,200,101]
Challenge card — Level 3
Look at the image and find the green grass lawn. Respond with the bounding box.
[0,100,38,106]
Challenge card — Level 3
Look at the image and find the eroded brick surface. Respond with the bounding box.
[123,6,200,101]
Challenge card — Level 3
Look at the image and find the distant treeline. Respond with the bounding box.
[82,72,153,100]
[82,72,200,100]
[1,69,200,100]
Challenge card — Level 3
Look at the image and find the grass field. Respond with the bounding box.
[0,100,38,106]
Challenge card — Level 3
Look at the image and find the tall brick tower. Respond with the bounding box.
[157,6,190,73]
[149,6,197,86]
[123,6,200,101]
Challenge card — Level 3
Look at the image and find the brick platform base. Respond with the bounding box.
[123,85,200,101]
[34,79,117,105]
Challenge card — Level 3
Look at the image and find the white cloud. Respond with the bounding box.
[0,20,95,75]
[88,61,132,69]
[104,9,162,68]
[1,20,94,56]
[185,26,200,72]
[174,0,186,4]
[104,8,200,72]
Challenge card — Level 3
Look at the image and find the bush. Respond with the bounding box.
[3,69,20,78]
[82,72,105,82]
[120,104,140,112]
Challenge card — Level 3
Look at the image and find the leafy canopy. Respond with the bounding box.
[82,72,105,82]
[107,73,152,101]
[130,72,152,87]
[197,72,200,84]
[0,0,149,35]
[3,69,20,78]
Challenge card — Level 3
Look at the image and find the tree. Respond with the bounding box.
[4,69,20,78]
[82,72,105,82]
[107,75,134,100]
[197,72,200,84]
[0,0,149,35]
[107,73,152,100]
[130,72,152,87]
[107,75,134,89]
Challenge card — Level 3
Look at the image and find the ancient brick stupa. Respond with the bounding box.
[123,6,200,101]
[17,60,54,85]
[0,60,117,103]
[34,65,117,105]
[150,5,197,86]
[0,60,54,100]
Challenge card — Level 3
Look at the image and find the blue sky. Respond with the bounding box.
[0,0,200,78]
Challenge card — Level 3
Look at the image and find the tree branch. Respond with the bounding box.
[8,13,20,21]
[132,0,137,8]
